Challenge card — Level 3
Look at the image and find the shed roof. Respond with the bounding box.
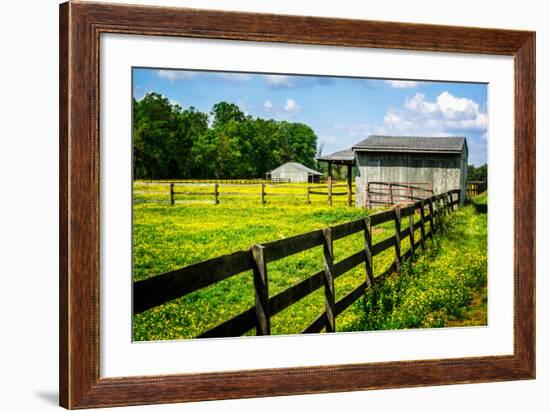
[271,162,323,175]
[353,135,467,154]
[316,149,355,163]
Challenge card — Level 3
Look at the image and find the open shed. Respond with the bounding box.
[316,148,356,204]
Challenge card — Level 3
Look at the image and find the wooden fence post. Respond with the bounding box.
[214,183,219,205]
[449,193,458,211]
[306,186,310,204]
[442,195,448,229]
[408,209,415,259]
[366,185,371,209]
[442,194,449,228]
[436,196,443,232]
[428,197,435,235]
[435,194,445,233]
[322,228,336,332]
[261,183,265,205]
[328,177,333,207]
[364,218,374,287]
[394,206,401,272]
[347,166,353,207]
[419,200,426,250]
[251,244,270,335]
[170,183,175,206]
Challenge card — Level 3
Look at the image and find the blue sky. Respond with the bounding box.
[133,68,488,166]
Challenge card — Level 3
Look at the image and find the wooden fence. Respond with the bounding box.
[134,189,461,337]
[467,180,487,198]
[168,182,352,206]
[142,178,280,185]
[307,178,354,207]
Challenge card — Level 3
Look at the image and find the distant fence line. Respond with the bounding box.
[163,181,353,207]
[134,189,461,338]
[467,180,487,198]
[139,178,329,185]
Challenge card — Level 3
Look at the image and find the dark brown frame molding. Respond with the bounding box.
[59,1,535,408]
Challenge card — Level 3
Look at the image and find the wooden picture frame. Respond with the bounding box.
[59,1,535,408]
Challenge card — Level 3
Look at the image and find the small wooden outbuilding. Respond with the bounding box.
[353,135,468,207]
[267,162,323,183]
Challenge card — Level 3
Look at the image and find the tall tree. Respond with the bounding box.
[278,122,317,169]
[210,102,246,128]
[133,94,319,180]
[133,93,179,178]
[467,164,487,181]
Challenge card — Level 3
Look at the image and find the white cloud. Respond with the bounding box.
[385,80,421,89]
[379,91,487,136]
[265,75,293,87]
[258,98,301,118]
[282,98,301,115]
[156,70,196,81]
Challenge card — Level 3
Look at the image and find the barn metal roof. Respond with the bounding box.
[353,135,467,154]
[271,162,323,175]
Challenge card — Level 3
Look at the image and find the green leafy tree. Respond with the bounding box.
[210,102,246,127]
[133,93,178,178]
[278,122,317,169]
[133,94,319,179]
[467,164,487,182]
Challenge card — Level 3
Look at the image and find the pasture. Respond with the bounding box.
[132,181,487,341]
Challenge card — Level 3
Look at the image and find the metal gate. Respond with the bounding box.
[365,181,434,209]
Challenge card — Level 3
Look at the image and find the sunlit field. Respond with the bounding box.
[132,181,487,341]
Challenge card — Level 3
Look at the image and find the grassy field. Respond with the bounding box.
[341,200,487,331]
[132,181,487,340]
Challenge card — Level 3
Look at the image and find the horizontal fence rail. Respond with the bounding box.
[157,181,355,207]
[467,180,487,197]
[134,189,461,337]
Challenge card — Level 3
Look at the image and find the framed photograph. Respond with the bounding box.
[59,1,535,408]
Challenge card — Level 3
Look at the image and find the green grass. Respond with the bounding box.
[471,191,488,204]
[339,204,487,332]
[132,181,487,340]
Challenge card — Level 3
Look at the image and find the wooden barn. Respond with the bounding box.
[267,162,323,183]
[352,136,468,208]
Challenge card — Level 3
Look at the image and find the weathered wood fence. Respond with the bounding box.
[306,178,354,207]
[467,180,487,198]
[144,178,281,185]
[134,189,461,337]
[168,182,352,206]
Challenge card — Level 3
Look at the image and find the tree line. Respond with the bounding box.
[133,92,318,179]
[467,164,487,182]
